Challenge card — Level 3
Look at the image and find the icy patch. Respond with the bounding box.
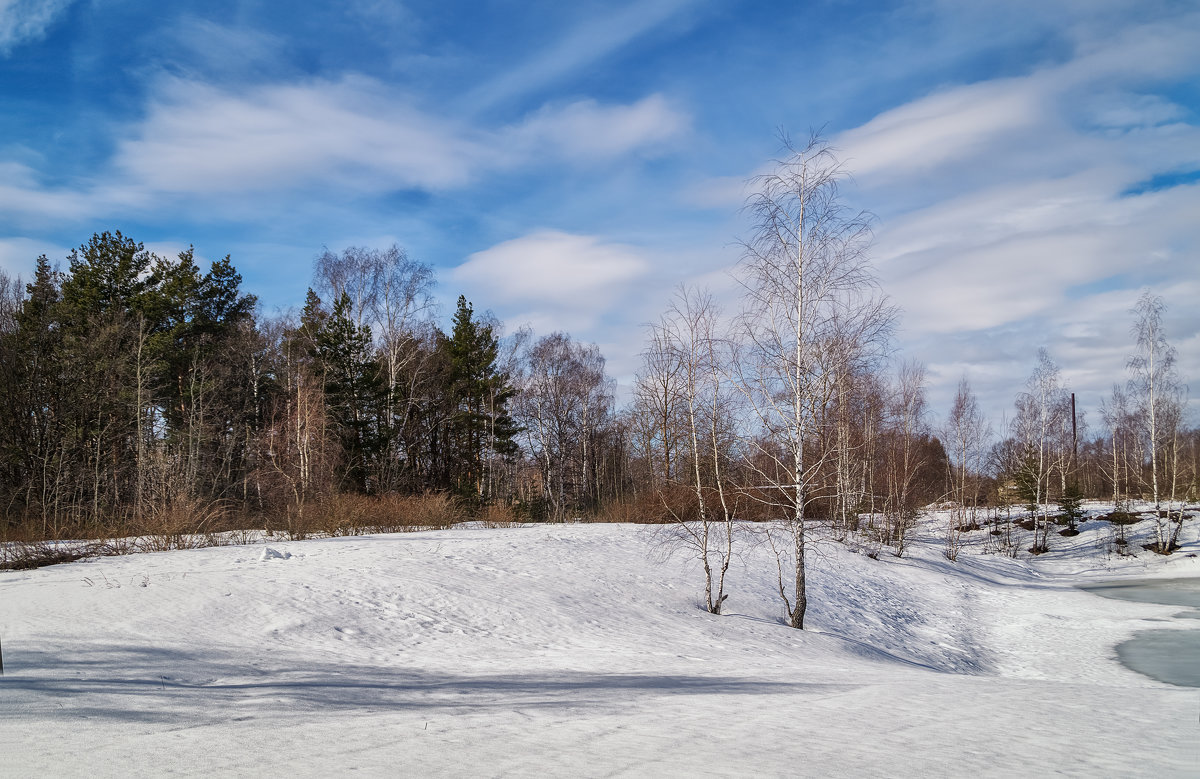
[260,547,292,561]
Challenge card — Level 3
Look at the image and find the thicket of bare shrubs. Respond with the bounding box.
[0,492,477,570]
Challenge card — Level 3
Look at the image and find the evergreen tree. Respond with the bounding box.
[315,292,383,492]
[1015,450,1041,519]
[443,296,518,503]
[0,257,64,519]
[1058,482,1085,533]
[58,231,153,329]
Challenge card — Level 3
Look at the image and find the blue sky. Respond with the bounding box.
[2,0,1198,427]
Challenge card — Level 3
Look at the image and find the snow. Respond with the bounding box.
[2,511,1198,777]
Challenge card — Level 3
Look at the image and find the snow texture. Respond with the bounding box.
[1,511,1197,777]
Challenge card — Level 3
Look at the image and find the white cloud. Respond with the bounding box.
[463,0,700,112]
[0,0,72,55]
[1082,93,1187,131]
[873,165,1200,416]
[452,232,740,399]
[112,76,484,195]
[156,17,289,81]
[837,78,1048,181]
[0,161,104,222]
[837,9,1200,186]
[799,9,1200,424]
[0,76,689,224]
[0,236,69,278]
[508,94,688,161]
[453,230,648,313]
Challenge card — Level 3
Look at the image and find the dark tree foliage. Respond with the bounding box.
[441,296,518,504]
[1015,451,1042,518]
[1058,482,1085,532]
[315,292,384,492]
[0,233,257,531]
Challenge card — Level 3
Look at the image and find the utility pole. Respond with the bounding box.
[1071,392,1078,463]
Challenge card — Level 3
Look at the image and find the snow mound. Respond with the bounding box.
[1,522,1196,776]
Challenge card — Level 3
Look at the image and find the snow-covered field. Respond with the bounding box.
[2,511,1198,777]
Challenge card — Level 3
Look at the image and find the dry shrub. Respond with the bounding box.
[396,492,467,530]
[307,493,370,537]
[1,510,117,545]
[479,502,519,528]
[134,497,232,551]
[591,497,640,523]
[588,485,703,524]
[0,540,95,570]
[335,492,474,533]
[266,491,468,538]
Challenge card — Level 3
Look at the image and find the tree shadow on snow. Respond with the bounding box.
[1,642,859,725]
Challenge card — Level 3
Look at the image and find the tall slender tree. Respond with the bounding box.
[734,134,895,629]
[443,296,518,503]
[1127,291,1185,550]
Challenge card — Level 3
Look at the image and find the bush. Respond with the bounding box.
[479,502,519,528]
[1099,510,1140,526]
[135,497,232,551]
[0,541,95,570]
[337,492,468,533]
[393,492,467,530]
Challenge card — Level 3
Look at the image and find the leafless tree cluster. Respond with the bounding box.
[1093,293,1192,551]
[981,295,1195,556]
[630,138,1196,624]
[512,332,622,521]
[632,137,948,628]
[942,377,991,559]
[635,287,738,613]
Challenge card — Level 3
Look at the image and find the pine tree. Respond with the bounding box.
[1058,482,1084,533]
[1015,450,1040,520]
[316,292,383,492]
[444,296,517,503]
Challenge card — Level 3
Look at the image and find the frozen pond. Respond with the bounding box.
[1081,578,1200,688]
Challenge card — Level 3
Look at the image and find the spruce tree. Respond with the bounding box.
[444,296,517,503]
[316,292,383,492]
[1058,482,1084,533]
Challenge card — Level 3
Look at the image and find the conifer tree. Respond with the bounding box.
[444,296,518,503]
[315,292,383,492]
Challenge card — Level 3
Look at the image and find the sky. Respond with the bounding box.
[1,0,1198,429]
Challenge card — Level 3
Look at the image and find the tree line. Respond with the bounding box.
[0,234,628,539]
[1,138,1195,628]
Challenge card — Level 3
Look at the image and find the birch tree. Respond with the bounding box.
[1127,291,1185,551]
[734,135,895,629]
[1013,349,1069,553]
[942,376,991,559]
[652,286,738,614]
[515,333,612,520]
[881,360,929,555]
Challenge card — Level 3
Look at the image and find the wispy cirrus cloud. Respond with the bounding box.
[836,77,1049,183]
[0,0,73,54]
[675,4,1200,420]
[837,9,1200,189]
[503,94,689,162]
[463,0,701,113]
[0,76,690,223]
[113,76,484,195]
[833,11,1200,419]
